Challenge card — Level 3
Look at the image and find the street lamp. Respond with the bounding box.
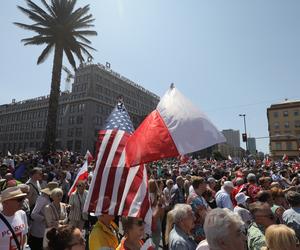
[239,114,248,152]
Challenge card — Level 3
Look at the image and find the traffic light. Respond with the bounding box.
[242,133,247,142]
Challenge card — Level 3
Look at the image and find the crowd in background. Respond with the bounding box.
[1,151,300,250]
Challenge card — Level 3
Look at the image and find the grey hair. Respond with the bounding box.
[50,188,63,199]
[172,204,192,225]
[204,208,244,250]
[235,177,244,186]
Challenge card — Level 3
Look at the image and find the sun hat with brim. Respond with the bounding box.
[40,182,59,195]
[0,186,27,203]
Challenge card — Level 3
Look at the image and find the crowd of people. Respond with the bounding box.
[1,151,300,250]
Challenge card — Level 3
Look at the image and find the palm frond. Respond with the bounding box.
[64,48,76,70]
[37,43,54,64]
[26,0,53,21]
[17,6,47,25]
[14,22,49,34]
[40,0,56,17]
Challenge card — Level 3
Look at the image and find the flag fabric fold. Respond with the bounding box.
[126,86,226,166]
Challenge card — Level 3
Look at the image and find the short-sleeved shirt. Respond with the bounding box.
[0,210,28,250]
[283,207,300,239]
[247,222,266,250]
[187,192,209,241]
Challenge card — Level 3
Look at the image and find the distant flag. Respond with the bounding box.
[228,155,232,161]
[83,102,152,230]
[14,163,26,181]
[282,154,289,161]
[68,161,89,196]
[264,156,271,167]
[126,85,226,167]
[84,150,94,165]
[7,151,12,157]
[179,154,189,164]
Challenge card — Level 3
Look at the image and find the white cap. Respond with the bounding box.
[235,192,250,205]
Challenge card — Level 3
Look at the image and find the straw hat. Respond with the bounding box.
[0,186,27,203]
[40,182,59,195]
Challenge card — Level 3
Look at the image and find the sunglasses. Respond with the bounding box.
[256,214,275,220]
[12,197,25,203]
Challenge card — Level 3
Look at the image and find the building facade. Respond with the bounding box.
[222,129,240,148]
[0,62,160,154]
[247,137,257,155]
[267,100,300,159]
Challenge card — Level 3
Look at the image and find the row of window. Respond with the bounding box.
[69,103,85,113]
[72,83,87,93]
[274,141,296,151]
[273,110,299,118]
[273,120,300,129]
[68,116,83,125]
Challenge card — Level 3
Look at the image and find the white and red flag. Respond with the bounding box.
[84,150,94,165]
[83,102,152,228]
[126,85,226,166]
[282,154,289,161]
[68,161,89,196]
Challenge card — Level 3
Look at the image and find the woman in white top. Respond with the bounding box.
[68,181,88,229]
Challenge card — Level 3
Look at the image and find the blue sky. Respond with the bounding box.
[1,0,300,153]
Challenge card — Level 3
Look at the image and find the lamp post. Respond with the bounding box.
[239,114,248,153]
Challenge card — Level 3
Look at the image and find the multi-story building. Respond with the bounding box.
[247,137,257,155]
[0,62,160,154]
[267,99,300,159]
[222,129,240,148]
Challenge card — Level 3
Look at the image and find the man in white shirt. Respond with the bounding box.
[0,186,28,250]
[215,181,234,211]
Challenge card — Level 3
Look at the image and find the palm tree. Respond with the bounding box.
[15,0,97,153]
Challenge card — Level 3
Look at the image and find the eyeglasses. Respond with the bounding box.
[133,220,145,226]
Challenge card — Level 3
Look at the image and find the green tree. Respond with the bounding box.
[15,0,97,153]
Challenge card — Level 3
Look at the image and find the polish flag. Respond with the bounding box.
[68,161,89,196]
[84,150,94,165]
[141,238,155,250]
[282,154,289,161]
[126,85,226,166]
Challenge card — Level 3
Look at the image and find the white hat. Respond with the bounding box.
[0,186,27,203]
[235,192,250,205]
[223,181,234,188]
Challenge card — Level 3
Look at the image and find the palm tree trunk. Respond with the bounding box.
[43,44,63,153]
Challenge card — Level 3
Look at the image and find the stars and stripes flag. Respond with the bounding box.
[83,101,152,230]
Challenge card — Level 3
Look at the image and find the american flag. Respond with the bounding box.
[83,102,152,231]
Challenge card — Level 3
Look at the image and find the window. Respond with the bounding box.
[273,112,279,118]
[294,110,299,116]
[275,142,282,150]
[295,120,300,128]
[68,116,75,125]
[76,116,83,124]
[67,140,73,150]
[67,128,74,137]
[75,128,82,137]
[284,122,289,129]
[274,122,280,129]
[283,111,289,117]
[74,140,81,152]
[286,142,293,151]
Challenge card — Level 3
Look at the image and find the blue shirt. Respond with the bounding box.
[215,188,233,211]
[283,207,300,239]
[169,225,197,250]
